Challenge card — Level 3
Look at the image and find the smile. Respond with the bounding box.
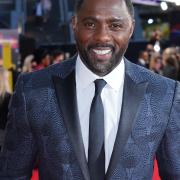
[92,49,112,55]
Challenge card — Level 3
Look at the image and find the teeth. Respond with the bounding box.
[92,49,111,55]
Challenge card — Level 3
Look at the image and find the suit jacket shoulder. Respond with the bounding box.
[125,58,176,90]
[20,55,77,90]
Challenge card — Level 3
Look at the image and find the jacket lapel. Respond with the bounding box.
[52,70,90,180]
[106,62,148,179]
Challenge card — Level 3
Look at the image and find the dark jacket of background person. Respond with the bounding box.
[0,92,11,130]
[0,68,11,130]
[33,47,51,71]
[149,53,162,74]
[163,66,178,80]
[177,53,180,81]
[162,56,179,80]
[0,67,11,149]
[137,50,149,68]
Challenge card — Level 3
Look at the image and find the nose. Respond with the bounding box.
[94,24,111,43]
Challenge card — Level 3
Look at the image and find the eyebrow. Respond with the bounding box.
[81,17,98,22]
[81,16,126,22]
[108,18,126,23]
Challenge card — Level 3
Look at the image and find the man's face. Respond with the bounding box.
[72,0,134,76]
[143,52,149,62]
[42,55,51,67]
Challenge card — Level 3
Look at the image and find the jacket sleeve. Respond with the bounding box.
[156,81,180,180]
[0,74,38,179]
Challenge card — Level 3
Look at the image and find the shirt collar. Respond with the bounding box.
[76,55,125,92]
[139,58,146,65]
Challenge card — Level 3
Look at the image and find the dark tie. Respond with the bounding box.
[88,79,107,180]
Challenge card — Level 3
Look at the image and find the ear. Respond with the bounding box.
[71,16,77,32]
[129,19,135,38]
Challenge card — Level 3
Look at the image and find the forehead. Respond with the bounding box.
[77,0,130,19]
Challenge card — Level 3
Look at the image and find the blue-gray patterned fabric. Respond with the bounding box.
[0,56,179,180]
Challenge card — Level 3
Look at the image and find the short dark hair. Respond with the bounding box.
[52,49,64,59]
[33,47,50,64]
[74,0,134,18]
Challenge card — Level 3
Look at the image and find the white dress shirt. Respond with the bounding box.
[75,55,125,172]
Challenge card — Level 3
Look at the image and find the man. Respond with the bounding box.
[33,47,51,71]
[52,49,65,64]
[0,0,180,179]
[137,50,149,68]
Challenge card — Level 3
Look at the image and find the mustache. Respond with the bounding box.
[88,44,115,51]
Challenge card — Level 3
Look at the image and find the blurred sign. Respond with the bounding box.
[0,29,18,48]
[0,29,19,91]
[2,42,12,68]
[2,42,13,91]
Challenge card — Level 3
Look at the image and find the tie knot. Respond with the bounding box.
[94,79,106,95]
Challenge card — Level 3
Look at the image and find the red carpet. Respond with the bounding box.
[31,160,160,180]
[31,170,38,180]
[153,160,161,180]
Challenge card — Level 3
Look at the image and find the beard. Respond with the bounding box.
[76,41,128,76]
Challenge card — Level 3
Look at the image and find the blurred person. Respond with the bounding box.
[35,0,43,16]
[4,63,20,91]
[0,68,11,149]
[146,44,154,53]
[162,47,177,63]
[31,60,38,71]
[162,55,179,80]
[137,50,149,68]
[149,29,162,45]
[22,55,35,73]
[35,0,43,25]
[0,0,180,179]
[149,29,167,52]
[175,47,180,62]
[41,0,52,22]
[65,52,71,59]
[175,47,180,81]
[149,53,162,74]
[0,58,3,67]
[52,49,65,64]
[0,58,19,90]
[146,43,155,60]
[162,47,180,80]
[0,67,11,129]
[33,47,51,71]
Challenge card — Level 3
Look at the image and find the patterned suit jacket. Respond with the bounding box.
[0,56,180,180]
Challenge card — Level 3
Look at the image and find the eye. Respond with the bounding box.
[84,22,96,29]
[109,23,123,31]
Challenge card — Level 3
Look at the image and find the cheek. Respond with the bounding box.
[75,31,93,47]
[114,36,130,50]
[75,25,105,46]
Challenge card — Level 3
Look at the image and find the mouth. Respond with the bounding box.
[92,49,112,55]
[89,47,113,61]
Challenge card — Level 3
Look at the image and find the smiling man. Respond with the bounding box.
[0,0,180,180]
[73,0,134,76]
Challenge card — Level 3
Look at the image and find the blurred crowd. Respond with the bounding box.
[20,44,180,82]
[137,44,180,81]
[22,47,67,73]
